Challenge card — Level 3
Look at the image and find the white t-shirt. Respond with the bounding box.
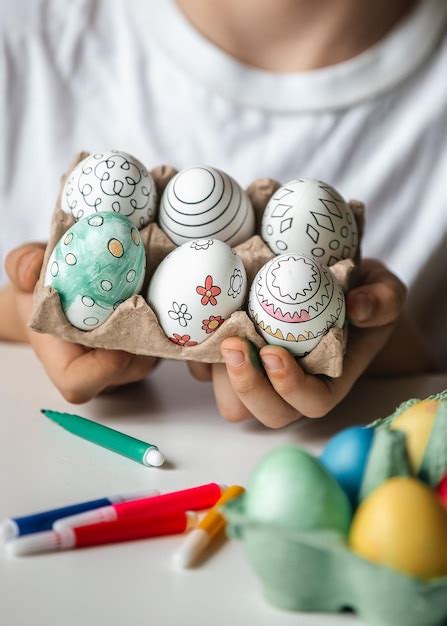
[1,0,446,361]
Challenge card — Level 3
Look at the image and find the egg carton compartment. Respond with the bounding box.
[30,152,365,377]
[223,494,447,626]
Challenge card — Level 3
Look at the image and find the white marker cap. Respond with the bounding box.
[53,505,117,532]
[6,528,76,557]
[173,528,210,569]
[0,519,19,543]
[143,447,165,467]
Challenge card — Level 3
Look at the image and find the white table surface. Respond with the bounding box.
[0,343,446,626]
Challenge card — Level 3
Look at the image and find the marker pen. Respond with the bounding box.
[0,489,159,541]
[173,485,245,568]
[7,511,197,557]
[54,483,224,531]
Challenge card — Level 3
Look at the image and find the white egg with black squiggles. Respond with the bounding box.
[262,178,358,266]
[248,253,345,356]
[61,150,157,228]
[147,239,247,346]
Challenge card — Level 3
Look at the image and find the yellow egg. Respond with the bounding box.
[390,399,440,474]
[349,477,447,580]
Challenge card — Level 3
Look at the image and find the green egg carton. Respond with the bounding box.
[370,390,447,488]
[224,495,447,626]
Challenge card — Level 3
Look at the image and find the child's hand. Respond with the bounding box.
[5,243,158,403]
[190,260,407,428]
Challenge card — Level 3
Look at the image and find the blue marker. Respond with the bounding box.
[0,489,159,541]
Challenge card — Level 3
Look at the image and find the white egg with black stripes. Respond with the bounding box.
[158,166,255,246]
[262,178,358,266]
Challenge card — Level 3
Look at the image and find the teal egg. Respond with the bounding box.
[45,212,146,330]
[245,445,352,535]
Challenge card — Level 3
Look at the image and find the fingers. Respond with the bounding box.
[5,243,46,292]
[347,259,407,327]
[187,361,212,382]
[220,338,300,428]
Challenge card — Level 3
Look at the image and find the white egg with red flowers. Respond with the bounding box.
[248,253,345,356]
[61,150,157,228]
[147,239,247,346]
[158,166,255,246]
[262,178,358,266]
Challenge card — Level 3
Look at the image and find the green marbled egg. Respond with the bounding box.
[45,212,146,330]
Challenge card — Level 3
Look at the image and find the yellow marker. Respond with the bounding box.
[173,485,245,568]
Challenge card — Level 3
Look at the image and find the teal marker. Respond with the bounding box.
[42,410,164,467]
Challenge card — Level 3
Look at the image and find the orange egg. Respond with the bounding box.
[349,477,447,580]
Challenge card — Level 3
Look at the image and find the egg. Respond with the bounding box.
[61,150,157,228]
[45,212,146,330]
[248,253,345,356]
[158,166,255,246]
[321,426,375,507]
[245,445,352,534]
[262,178,358,266]
[147,239,247,345]
[437,474,447,509]
[349,477,447,580]
[390,399,443,475]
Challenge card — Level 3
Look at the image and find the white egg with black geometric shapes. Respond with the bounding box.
[248,253,345,356]
[158,166,255,246]
[147,239,247,346]
[61,150,157,229]
[45,212,146,331]
[262,178,358,266]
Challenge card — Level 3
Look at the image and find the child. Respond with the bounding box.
[1,0,445,425]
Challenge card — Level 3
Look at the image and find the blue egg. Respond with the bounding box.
[320,426,375,506]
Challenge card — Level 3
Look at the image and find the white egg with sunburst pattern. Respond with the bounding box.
[158,166,255,246]
[248,253,345,356]
[262,178,358,266]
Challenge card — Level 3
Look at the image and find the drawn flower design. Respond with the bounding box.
[227,269,243,298]
[169,334,198,347]
[190,239,214,251]
[202,315,224,334]
[168,302,192,327]
[196,275,221,306]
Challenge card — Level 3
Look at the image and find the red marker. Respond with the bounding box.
[53,483,224,531]
[437,473,447,509]
[7,511,197,556]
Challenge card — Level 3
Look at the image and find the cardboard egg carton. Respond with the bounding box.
[30,152,365,377]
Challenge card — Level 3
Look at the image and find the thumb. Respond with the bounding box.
[5,243,47,293]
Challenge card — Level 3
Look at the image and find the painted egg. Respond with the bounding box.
[262,178,358,266]
[61,150,157,228]
[437,474,447,509]
[248,253,345,356]
[147,239,247,346]
[245,445,352,534]
[158,166,255,246]
[321,426,375,507]
[45,212,146,330]
[390,399,443,475]
[349,477,447,579]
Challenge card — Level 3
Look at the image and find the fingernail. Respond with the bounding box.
[18,251,39,287]
[354,293,374,322]
[244,338,263,371]
[261,354,283,372]
[222,350,245,367]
